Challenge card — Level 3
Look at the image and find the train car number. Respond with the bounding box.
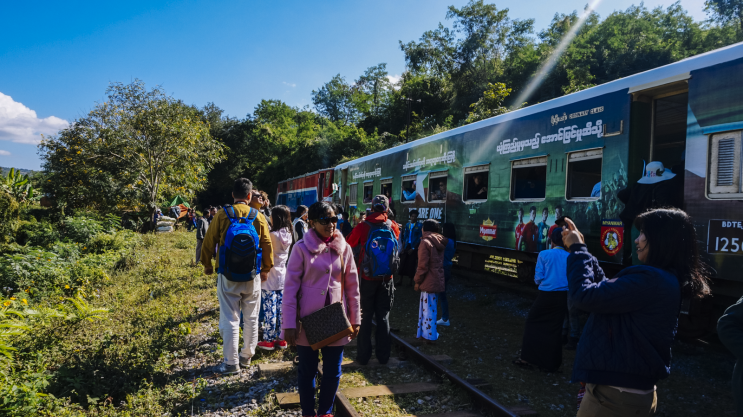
[708,220,743,255]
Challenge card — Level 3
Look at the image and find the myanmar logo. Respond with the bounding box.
[600,219,624,256]
[479,218,497,241]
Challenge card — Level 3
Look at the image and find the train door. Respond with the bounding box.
[318,173,325,200]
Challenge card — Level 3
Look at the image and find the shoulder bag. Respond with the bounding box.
[298,248,354,350]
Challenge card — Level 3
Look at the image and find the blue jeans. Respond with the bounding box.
[439,265,451,321]
[297,345,344,416]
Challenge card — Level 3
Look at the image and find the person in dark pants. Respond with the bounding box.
[719,296,743,417]
[346,195,400,365]
[513,227,569,372]
[282,202,361,417]
[437,222,457,326]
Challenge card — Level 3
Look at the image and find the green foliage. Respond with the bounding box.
[62,216,104,244]
[39,79,225,218]
[15,220,61,248]
[465,82,515,124]
[1,168,36,205]
[0,191,20,244]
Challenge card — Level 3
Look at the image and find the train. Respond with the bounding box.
[275,168,336,212]
[279,42,743,335]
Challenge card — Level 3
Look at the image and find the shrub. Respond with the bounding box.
[0,191,20,244]
[62,217,103,244]
[15,220,61,248]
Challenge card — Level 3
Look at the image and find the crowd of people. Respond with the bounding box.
[191,175,743,417]
[196,178,458,417]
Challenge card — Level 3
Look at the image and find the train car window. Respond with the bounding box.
[566,149,603,200]
[401,175,417,203]
[349,183,358,205]
[380,178,393,202]
[429,171,449,202]
[363,181,374,204]
[708,130,742,197]
[464,165,489,202]
[510,156,547,201]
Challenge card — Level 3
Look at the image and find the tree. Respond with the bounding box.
[39,80,225,223]
[706,0,743,39]
[311,75,363,124]
[465,82,515,124]
[355,64,392,118]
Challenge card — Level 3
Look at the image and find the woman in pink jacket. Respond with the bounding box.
[282,201,361,417]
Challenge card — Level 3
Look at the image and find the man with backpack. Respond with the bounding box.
[201,178,274,374]
[347,195,400,365]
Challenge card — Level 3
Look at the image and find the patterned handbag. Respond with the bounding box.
[299,251,354,350]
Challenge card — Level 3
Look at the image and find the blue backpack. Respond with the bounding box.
[218,206,262,282]
[361,220,400,279]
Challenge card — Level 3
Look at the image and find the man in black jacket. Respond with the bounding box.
[195,211,209,265]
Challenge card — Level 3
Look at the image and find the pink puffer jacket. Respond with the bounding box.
[281,228,361,347]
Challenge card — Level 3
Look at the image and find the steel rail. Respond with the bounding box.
[385,327,520,417]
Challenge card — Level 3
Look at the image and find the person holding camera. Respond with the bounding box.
[561,208,709,416]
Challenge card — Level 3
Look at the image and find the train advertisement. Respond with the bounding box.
[338,89,631,264]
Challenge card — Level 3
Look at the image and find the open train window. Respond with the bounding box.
[511,156,547,201]
[429,171,449,202]
[349,183,358,205]
[566,149,603,200]
[363,181,374,204]
[464,165,489,202]
[380,178,393,201]
[401,175,417,203]
[708,130,743,198]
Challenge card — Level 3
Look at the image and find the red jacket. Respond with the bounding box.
[346,212,401,280]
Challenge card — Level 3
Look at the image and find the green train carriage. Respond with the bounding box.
[328,42,743,335]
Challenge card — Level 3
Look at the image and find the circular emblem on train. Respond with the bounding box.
[479,218,497,241]
[600,219,624,256]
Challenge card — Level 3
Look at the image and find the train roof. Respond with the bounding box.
[277,167,334,184]
[335,41,743,170]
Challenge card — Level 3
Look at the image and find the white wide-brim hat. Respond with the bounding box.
[637,161,676,184]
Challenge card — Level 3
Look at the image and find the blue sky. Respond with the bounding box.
[0,0,707,170]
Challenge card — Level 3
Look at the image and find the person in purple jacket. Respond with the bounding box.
[282,201,361,417]
[561,208,709,416]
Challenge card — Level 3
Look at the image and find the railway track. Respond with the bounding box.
[267,328,536,417]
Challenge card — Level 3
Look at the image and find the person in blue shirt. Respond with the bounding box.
[437,223,457,327]
[397,209,423,286]
[513,227,569,372]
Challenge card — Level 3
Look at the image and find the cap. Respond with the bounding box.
[550,227,565,247]
[372,194,389,211]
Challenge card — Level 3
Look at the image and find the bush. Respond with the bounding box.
[15,220,61,248]
[62,216,103,244]
[0,191,20,244]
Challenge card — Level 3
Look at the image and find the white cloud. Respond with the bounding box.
[0,150,10,156]
[0,92,69,145]
[387,74,402,85]
[282,82,296,88]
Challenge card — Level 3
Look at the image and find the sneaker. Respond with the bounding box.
[437,318,450,326]
[257,341,275,351]
[216,362,240,375]
[276,340,288,349]
[239,355,251,367]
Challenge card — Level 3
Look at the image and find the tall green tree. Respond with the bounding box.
[706,0,743,39]
[39,80,225,222]
[311,74,363,124]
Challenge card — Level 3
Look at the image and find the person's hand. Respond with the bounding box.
[204,265,213,275]
[350,325,360,340]
[561,218,585,248]
[414,283,420,291]
[260,270,269,282]
[284,329,296,346]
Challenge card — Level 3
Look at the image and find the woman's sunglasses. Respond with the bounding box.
[315,216,338,226]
